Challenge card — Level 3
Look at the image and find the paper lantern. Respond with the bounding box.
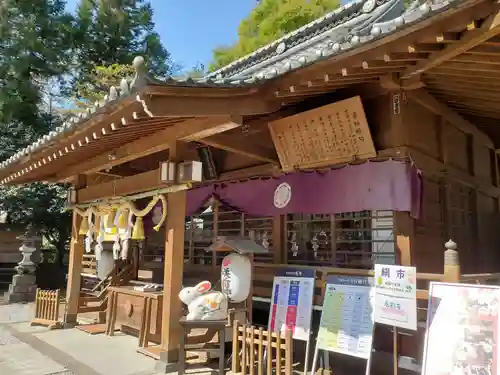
[221,253,251,303]
[132,217,145,240]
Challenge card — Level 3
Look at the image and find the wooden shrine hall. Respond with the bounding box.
[3,0,500,371]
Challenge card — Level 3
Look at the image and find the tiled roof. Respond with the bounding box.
[206,0,459,80]
[0,57,264,173]
[0,0,461,175]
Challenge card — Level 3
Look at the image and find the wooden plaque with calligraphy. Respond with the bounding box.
[268,96,376,171]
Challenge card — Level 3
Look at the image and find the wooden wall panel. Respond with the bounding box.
[477,192,500,272]
[474,141,492,183]
[405,102,440,159]
[414,176,446,273]
[402,97,499,274]
[363,94,393,149]
[443,123,469,172]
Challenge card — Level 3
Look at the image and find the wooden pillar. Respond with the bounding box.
[272,215,283,264]
[160,189,187,362]
[443,239,460,282]
[394,212,415,266]
[64,211,83,325]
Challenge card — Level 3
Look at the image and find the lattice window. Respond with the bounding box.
[244,214,273,263]
[284,211,395,269]
[185,205,214,265]
[215,202,274,264]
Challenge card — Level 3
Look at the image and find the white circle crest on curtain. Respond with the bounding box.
[151,206,163,225]
[273,182,292,209]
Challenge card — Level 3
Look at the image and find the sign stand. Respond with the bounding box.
[422,282,500,375]
[393,327,398,375]
[266,268,315,375]
[311,275,375,375]
[373,264,418,375]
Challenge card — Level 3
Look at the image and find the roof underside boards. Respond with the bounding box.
[2,0,500,184]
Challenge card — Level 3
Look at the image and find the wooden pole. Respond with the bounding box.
[160,189,187,362]
[63,211,84,326]
[393,327,398,375]
[443,239,460,283]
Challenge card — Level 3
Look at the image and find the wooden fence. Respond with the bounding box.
[186,239,500,370]
[30,289,62,329]
[232,320,293,375]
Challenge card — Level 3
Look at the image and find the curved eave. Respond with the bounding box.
[0,82,277,185]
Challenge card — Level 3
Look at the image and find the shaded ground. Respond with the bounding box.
[0,297,219,375]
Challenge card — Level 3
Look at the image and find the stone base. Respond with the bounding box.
[4,274,37,303]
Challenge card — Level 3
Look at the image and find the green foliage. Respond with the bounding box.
[0,0,74,261]
[175,63,206,80]
[209,0,340,71]
[73,64,136,109]
[69,0,172,102]
[0,0,173,264]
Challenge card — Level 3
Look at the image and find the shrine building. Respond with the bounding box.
[1,0,500,370]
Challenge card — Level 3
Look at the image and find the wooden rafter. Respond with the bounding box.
[57,115,242,180]
[406,89,493,147]
[402,8,500,79]
[198,133,279,164]
[451,53,500,64]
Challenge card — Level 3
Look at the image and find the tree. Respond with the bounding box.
[0,0,74,262]
[73,64,136,109]
[210,0,340,71]
[69,0,173,103]
[0,0,173,265]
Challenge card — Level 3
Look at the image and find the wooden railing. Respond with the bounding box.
[232,321,293,375]
[78,262,134,314]
[82,254,97,275]
[31,289,62,329]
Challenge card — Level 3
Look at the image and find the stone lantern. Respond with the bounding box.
[5,228,41,303]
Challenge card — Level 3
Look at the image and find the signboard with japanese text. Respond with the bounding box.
[268,96,376,172]
[374,264,417,330]
[268,268,315,341]
[423,282,500,375]
[316,275,374,359]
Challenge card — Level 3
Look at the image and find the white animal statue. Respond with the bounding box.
[178,281,228,321]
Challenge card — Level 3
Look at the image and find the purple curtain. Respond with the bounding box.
[186,160,422,219]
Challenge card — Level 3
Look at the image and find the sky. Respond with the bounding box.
[65,0,258,72]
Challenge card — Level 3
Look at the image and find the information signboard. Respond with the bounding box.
[423,282,500,375]
[316,275,374,359]
[374,264,417,330]
[268,268,315,341]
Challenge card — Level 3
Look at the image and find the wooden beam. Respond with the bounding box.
[218,163,281,181]
[379,73,425,91]
[407,89,493,147]
[77,169,163,202]
[147,92,279,117]
[58,116,242,180]
[198,133,279,164]
[402,8,500,79]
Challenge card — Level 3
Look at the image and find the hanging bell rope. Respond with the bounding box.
[116,208,129,230]
[68,183,190,211]
[132,217,146,240]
